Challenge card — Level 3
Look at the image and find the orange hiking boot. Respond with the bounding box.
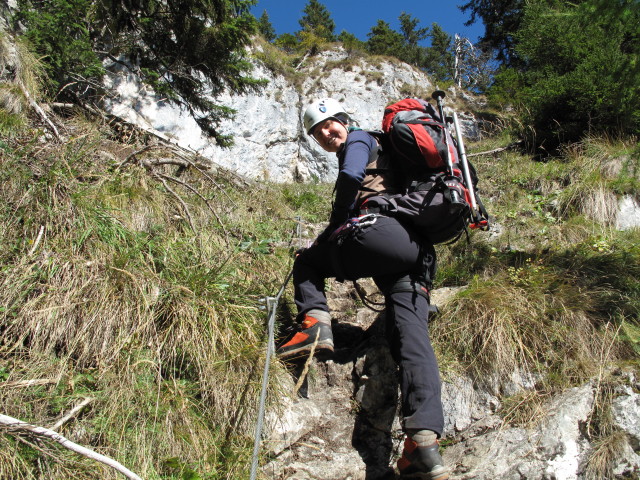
[277,310,333,359]
[397,437,449,480]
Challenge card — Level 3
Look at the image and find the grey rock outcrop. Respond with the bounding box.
[103,46,476,183]
[617,196,640,230]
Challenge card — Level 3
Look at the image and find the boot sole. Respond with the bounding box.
[399,467,449,480]
[277,341,334,360]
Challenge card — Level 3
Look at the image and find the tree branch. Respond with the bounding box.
[153,173,196,232]
[157,172,231,242]
[28,225,45,256]
[1,378,57,389]
[467,141,523,157]
[0,413,142,480]
[18,82,62,141]
[50,397,94,431]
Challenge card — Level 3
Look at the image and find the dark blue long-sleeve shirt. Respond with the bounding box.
[316,129,378,243]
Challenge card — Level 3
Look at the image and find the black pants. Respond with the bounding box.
[293,215,445,435]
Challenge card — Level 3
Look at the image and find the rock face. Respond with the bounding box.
[102,45,640,232]
[102,46,483,184]
[617,196,640,230]
[262,279,640,480]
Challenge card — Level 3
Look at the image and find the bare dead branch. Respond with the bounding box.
[157,172,231,241]
[50,397,94,431]
[18,82,62,141]
[0,413,142,480]
[141,158,190,169]
[468,141,523,157]
[153,174,196,232]
[2,378,58,389]
[116,144,157,170]
[28,225,45,256]
[169,148,241,206]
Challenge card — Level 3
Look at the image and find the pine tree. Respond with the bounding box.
[422,23,454,82]
[258,10,276,42]
[13,0,105,90]
[366,20,404,57]
[14,0,264,146]
[338,31,366,53]
[398,12,428,66]
[459,0,525,64]
[502,0,640,147]
[298,0,336,42]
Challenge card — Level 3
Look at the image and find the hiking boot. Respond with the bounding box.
[277,310,333,359]
[397,437,449,480]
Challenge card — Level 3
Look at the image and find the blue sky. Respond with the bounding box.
[250,0,485,45]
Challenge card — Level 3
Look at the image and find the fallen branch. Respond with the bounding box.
[50,397,94,431]
[18,82,62,141]
[0,413,142,480]
[116,144,157,170]
[28,225,45,256]
[153,173,196,232]
[168,148,243,206]
[2,378,57,389]
[468,141,523,157]
[157,172,231,241]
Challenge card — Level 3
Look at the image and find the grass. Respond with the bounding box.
[0,118,301,479]
[431,131,639,476]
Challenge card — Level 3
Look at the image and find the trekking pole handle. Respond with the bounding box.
[452,112,479,213]
[430,91,456,178]
[431,90,447,121]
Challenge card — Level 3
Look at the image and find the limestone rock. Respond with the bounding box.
[101,47,489,184]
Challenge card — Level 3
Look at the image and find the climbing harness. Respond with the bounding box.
[328,213,380,245]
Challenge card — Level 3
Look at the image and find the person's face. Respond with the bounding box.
[312,118,348,153]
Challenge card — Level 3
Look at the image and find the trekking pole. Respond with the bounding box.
[451,112,490,230]
[451,112,479,216]
[431,90,462,205]
[431,90,455,175]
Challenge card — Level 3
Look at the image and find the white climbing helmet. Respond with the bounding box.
[303,98,349,135]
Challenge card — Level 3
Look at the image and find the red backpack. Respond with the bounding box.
[382,98,459,172]
[360,97,489,244]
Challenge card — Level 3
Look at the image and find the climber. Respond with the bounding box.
[277,98,449,480]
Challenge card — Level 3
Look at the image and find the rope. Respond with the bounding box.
[249,268,293,480]
[353,280,385,312]
[249,217,302,480]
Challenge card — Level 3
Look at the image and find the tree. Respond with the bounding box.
[13,0,104,91]
[494,0,640,150]
[298,0,335,42]
[453,34,494,90]
[258,10,276,42]
[459,0,525,64]
[366,20,404,57]
[398,12,428,66]
[274,33,300,53]
[337,30,366,53]
[14,0,265,146]
[422,23,454,82]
